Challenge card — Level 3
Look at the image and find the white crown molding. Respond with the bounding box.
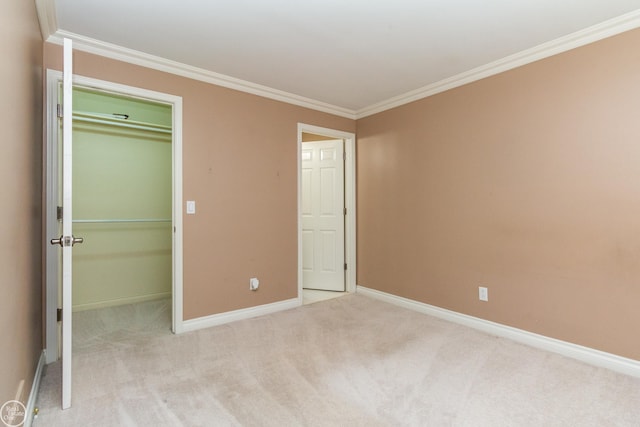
[34,0,57,41]
[39,4,640,122]
[356,8,640,119]
[45,30,357,120]
[357,286,640,378]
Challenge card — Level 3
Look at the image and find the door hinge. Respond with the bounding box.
[57,206,63,221]
[57,308,62,322]
[57,104,63,118]
[344,207,347,216]
[344,263,347,271]
[343,151,346,161]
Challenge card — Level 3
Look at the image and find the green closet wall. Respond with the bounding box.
[72,88,172,311]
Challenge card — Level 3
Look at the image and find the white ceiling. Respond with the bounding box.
[42,0,640,117]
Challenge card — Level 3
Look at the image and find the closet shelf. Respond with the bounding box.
[73,111,172,134]
[73,219,171,224]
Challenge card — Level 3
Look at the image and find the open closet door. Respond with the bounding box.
[49,38,83,409]
[301,139,345,291]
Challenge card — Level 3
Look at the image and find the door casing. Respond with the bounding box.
[44,70,185,364]
[297,124,356,301]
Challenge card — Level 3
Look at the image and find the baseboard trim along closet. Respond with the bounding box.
[181,298,300,333]
[72,292,172,312]
[25,351,46,427]
[356,286,640,378]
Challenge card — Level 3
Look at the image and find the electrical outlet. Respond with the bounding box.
[479,286,488,302]
[249,277,259,291]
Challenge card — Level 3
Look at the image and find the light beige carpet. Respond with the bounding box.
[34,294,640,426]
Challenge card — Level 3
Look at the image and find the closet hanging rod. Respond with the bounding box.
[73,219,171,224]
[72,111,172,135]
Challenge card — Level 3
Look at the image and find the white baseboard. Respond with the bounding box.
[182,298,300,333]
[24,351,46,427]
[356,286,640,378]
[72,292,171,312]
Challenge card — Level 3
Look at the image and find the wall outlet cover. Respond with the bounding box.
[479,286,488,302]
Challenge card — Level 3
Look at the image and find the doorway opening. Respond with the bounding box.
[71,86,173,347]
[297,124,356,305]
[72,87,172,308]
[44,71,184,365]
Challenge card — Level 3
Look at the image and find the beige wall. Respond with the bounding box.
[41,18,640,362]
[44,43,355,321]
[0,1,43,404]
[356,28,640,360]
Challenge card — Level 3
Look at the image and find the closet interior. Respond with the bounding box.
[71,87,173,313]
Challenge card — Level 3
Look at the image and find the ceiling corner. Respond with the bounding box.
[355,7,640,120]
[47,29,358,120]
[35,0,58,41]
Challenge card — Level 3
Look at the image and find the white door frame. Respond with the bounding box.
[44,70,185,363]
[297,124,356,301]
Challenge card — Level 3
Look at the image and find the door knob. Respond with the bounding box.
[50,235,84,247]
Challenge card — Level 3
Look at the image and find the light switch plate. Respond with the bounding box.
[186,200,196,214]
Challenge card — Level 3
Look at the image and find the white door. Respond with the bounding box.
[301,140,345,291]
[49,38,82,409]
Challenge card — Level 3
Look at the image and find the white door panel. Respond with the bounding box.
[302,140,345,291]
[61,38,74,409]
[45,47,78,409]
[320,231,337,271]
[301,167,313,215]
[302,230,314,270]
[320,167,336,214]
